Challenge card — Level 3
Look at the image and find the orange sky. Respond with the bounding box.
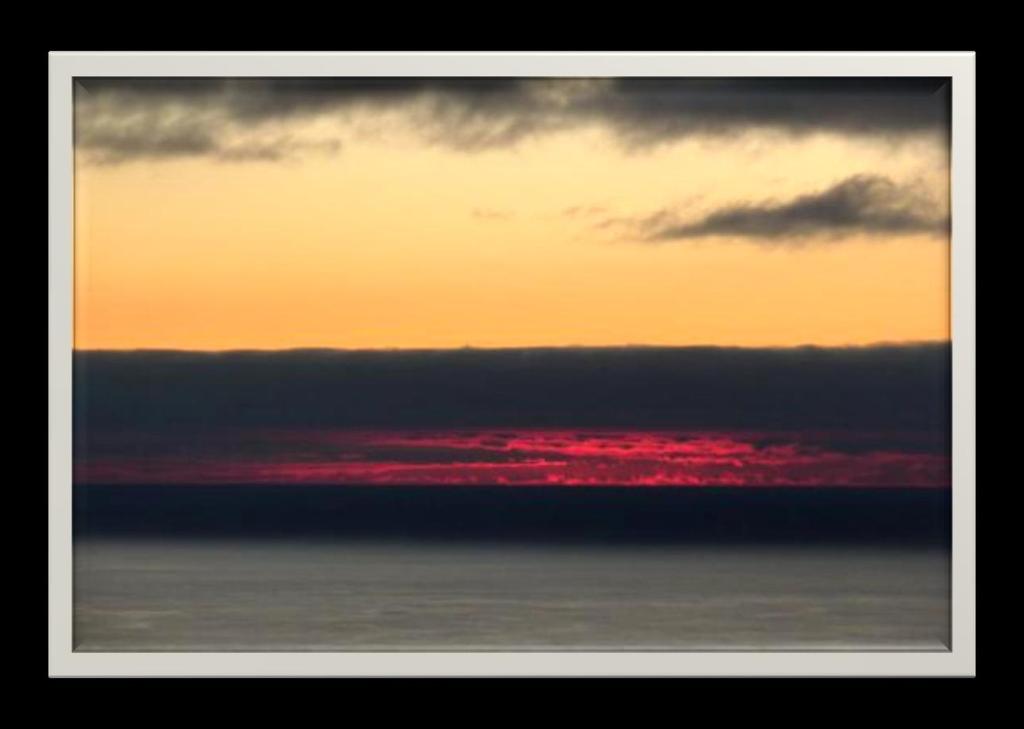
[73,81,950,350]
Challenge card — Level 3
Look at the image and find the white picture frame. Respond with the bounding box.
[48,51,976,677]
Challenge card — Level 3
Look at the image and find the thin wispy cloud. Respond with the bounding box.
[471,208,515,221]
[606,175,948,245]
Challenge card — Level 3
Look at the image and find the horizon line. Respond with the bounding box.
[73,340,953,355]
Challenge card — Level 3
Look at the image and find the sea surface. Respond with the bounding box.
[73,485,951,651]
[74,539,949,651]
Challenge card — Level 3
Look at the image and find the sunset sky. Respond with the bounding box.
[73,78,950,350]
[71,78,952,489]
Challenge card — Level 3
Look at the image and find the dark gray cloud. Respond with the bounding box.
[75,103,343,164]
[76,117,219,161]
[575,78,950,147]
[632,175,948,243]
[74,77,950,163]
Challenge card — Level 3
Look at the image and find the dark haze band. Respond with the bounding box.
[75,344,950,434]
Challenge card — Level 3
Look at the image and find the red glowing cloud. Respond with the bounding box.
[74,429,950,487]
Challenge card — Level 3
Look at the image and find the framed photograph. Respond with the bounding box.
[48,51,976,677]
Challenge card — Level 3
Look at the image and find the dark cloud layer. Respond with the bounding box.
[75,77,950,163]
[641,174,948,243]
[74,344,950,439]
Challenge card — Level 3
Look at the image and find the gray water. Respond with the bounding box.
[74,540,950,651]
